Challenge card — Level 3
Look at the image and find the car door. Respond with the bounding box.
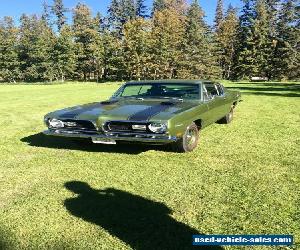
[214,83,232,118]
[202,82,223,125]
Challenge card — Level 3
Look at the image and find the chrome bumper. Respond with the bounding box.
[43,129,177,144]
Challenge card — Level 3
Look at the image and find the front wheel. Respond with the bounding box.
[171,122,199,153]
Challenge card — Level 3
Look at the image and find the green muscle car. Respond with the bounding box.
[43,80,241,152]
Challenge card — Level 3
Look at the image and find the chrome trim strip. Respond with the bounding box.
[43,130,176,143]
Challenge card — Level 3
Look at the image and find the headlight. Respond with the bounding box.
[148,123,167,133]
[48,118,64,128]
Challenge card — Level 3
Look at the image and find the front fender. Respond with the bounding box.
[168,104,208,138]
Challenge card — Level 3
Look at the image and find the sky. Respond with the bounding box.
[0,0,243,25]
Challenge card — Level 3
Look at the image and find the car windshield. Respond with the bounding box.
[113,83,200,100]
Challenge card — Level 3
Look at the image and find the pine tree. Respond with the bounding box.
[214,0,224,31]
[52,25,76,82]
[152,0,188,15]
[41,0,51,26]
[217,5,239,79]
[94,12,105,33]
[51,0,67,32]
[166,0,188,15]
[273,0,300,79]
[36,21,56,81]
[1,0,299,83]
[18,15,55,81]
[136,0,148,18]
[252,0,271,77]
[150,6,186,79]
[72,3,104,81]
[102,30,125,80]
[234,0,256,79]
[107,0,136,37]
[214,0,229,79]
[107,0,121,31]
[265,0,281,37]
[123,18,152,80]
[0,17,20,82]
[152,0,166,14]
[179,0,220,79]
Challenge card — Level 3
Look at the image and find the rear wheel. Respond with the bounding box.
[218,106,234,124]
[171,122,199,153]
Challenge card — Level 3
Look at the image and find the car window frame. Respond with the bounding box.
[113,83,201,100]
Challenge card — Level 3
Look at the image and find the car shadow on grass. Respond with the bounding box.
[227,82,300,98]
[241,91,300,97]
[21,133,172,155]
[0,227,15,250]
[64,181,223,250]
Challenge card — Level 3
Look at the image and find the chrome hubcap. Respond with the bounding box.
[186,128,197,146]
[229,110,233,120]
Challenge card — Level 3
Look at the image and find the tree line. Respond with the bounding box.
[0,0,299,83]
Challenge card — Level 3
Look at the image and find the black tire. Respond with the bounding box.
[217,106,234,124]
[171,122,199,153]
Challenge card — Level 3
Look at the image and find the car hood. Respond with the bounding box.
[47,98,200,125]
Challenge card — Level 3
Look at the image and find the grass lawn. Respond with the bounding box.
[0,81,299,250]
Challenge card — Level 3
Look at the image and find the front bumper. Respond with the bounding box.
[43,129,177,144]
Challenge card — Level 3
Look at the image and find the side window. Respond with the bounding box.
[215,83,224,96]
[203,83,219,100]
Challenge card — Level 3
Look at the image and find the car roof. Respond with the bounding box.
[125,79,210,85]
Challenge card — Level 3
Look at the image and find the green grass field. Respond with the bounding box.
[0,81,299,250]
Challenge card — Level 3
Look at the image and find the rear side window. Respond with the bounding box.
[203,83,225,100]
[215,83,224,96]
[203,83,217,100]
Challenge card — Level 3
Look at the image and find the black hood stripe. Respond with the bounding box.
[128,102,175,121]
[59,103,104,119]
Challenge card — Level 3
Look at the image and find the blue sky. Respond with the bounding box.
[0,0,242,25]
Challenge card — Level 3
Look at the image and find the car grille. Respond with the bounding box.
[105,121,150,133]
[56,119,97,132]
